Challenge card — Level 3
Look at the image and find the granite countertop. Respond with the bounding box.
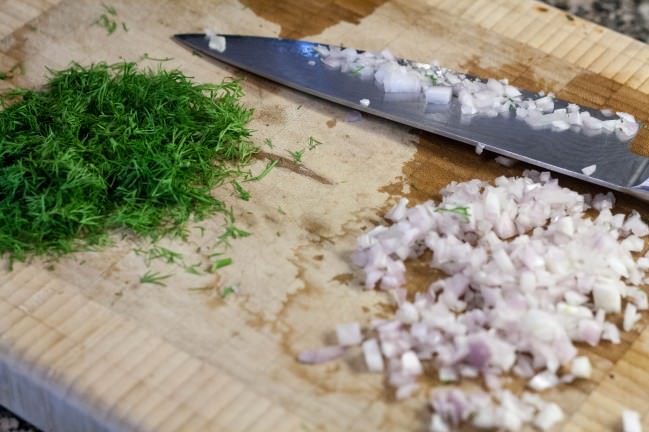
[1,1,649,431]
[545,0,649,42]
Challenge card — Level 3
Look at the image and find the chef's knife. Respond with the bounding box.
[173,33,649,200]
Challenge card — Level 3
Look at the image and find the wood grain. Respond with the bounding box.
[1,0,649,431]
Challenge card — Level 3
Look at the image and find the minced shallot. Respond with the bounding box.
[299,171,649,431]
[315,45,640,141]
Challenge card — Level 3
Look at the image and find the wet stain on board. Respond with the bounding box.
[240,0,390,39]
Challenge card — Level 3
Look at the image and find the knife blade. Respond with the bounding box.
[173,33,649,201]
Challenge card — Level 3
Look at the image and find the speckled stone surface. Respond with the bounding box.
[544,0,649,42]
[0,1,648,431]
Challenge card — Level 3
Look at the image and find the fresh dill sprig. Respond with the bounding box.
[264,138,273,149]
[435,206,470,223]
[288,148,305,164]
[97,4,128,35]
[210,257,233,273]
[351,65,364,77]
[221,286,236,298]
[0,62,257,260]
[140,271,172,286]
[245,159,277,182]
[232,181,250,201]
[184,263,202,275]
[307,136,322,150]
[137,246,183,265]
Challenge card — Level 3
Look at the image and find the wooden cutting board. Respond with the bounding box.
[2,0,649,430]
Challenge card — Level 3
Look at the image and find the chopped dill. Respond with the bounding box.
[210,257,233,272]
[277,206,286,215]
[244,159,277,182]
[435,206,470,223]
[288,148,305,164]
[97,4,127,35]
[0,62,256,260]
[351,65,364,76]
[307,136,322,150]
[0,72,6,81]
[184,263,202,275]
[264,138,273,149]
[135,246,183,265]
[221,286,236,298]
[232,181,250,201]
[140,271,172,286]
[429,74,437,85]
[140,53,173,62]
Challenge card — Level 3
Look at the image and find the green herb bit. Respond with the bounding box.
[264,138,274,149]
[221,286,236,298]
[245,159,277,182]
[307,136,322,151]
[122,22,128,32]
[277,206,286,215]
[219,222,251,247]
[429,74,437,85]
[296,104,302,110]
[184,264,202,275]
[140,271,172,286]
[435,206,470,223]
[506,97,519,110]
[351,65,364,76]
[140,53,173,62]
[288,148,305,164]
[97,14,117,35]
[150,246,183,264]
[210,257,233,272]
[232,181,250,201]
[0,71,7,81]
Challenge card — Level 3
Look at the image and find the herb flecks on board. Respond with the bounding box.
[0,62,257,260]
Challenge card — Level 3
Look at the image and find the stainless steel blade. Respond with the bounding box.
[173,33,649,200]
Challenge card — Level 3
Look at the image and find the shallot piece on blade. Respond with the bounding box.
[317,45,640,139]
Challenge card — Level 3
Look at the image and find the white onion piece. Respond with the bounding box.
[205,30,226,52]
[624,303,640,331]
[494,156,516,167]
[297,345,346,364]
[346,110,363,122]
[362,338,385,372]
[425,86,453,104]
[336,322,362,346]
[623,410,642,432]
[570,356,592,379]
[359,98,370,107]
[534,403,564,430]
[581,164,597,176]
[529,371,559,391]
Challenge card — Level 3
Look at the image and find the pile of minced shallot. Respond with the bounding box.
[298,171,648,431]
[314,45,640,140]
